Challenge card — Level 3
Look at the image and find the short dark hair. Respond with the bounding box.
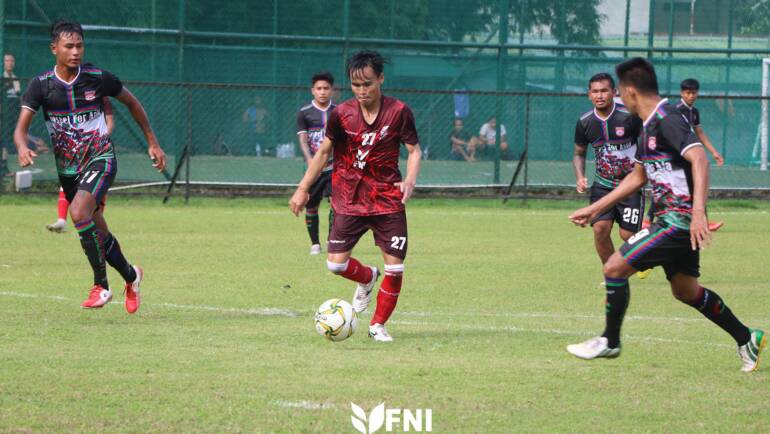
[615,57,659,95]
[680,78,700,91]
[588,72,615,89]
[347,50,387,78]
[312,71,334,86]
[50,20,84,44]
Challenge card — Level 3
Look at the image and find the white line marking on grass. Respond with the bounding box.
[1,264,10,268]
[0,291,298,317]
[272,400,336,410]
[0,291,745,348]
[153,302,297,317]
[392,320,735,349]
[398,310,713,324]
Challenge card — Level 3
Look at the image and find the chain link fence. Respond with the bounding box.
[3,77,768,191]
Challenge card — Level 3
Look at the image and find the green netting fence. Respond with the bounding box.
[1,0,769,191]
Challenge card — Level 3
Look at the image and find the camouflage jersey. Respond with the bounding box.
[21,63,123,176]
[636,98,703,230]
[574,103,642,188]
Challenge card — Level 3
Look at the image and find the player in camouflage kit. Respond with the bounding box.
[573,73,643,270]
[296,71,336,255]
[14,21,166,313]
[567,58,764,372]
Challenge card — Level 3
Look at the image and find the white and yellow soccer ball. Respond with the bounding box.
[315,298,358,341]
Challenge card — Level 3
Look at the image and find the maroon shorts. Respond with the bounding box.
[327,212,408,259]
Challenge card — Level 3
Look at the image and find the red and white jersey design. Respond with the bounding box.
[325,95,419,216]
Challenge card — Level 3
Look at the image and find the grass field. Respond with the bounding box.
[1,195,769,433]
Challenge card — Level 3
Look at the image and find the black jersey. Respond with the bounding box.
[574,103,642,188]
[21,63,123,176]
[675,99,700,127]
[636,98,703,230]
[296,100,335,171]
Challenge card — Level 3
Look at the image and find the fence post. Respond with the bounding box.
[647,0,656,58]
[623,0,631,57]
[185,85,192,204]
[494,0,510,184]
[523,93,530,204]
[721,0,734,162]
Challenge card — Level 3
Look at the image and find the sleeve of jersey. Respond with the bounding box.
[325,108,345,144]
[20,78,43,112]
[692,107,701,126]
[574,120,587,146]
[101,70,124,97]
[662,115,702,157]
[296,110,308,135]
[400,106,419,145]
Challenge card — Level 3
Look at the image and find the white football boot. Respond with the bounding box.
[369,323,393,342]
[566,336,621,360]
[309,244,322,255]
[352,266,379,313]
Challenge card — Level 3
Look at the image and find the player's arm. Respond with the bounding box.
[115,88,166,171]
[397,142,422,204]
[289,136,332,216]
[13,108,37,167]
[296,111,312,164]
[298,132,313,165]
[683,145,711,250]
[569,163,647,227]
[693,125,723,166]
[103,97,115,135]
[572,144,588,193]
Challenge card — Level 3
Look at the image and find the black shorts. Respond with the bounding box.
[59,158,117,206]
[328,211,408,259]
[619,220,700,281]
[307,170,332,209]
[590,183,644,232]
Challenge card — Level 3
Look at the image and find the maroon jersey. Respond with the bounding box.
[325,96,419,216]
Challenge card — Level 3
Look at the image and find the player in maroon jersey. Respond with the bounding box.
[289,50,422,342]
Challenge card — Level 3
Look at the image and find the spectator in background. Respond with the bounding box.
[3,53,48,155]
[448,118,477,161]
[478,116,510,159]
[4,53,21,98]
[243,95,268,156]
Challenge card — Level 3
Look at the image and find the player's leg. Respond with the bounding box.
[568,221,678,360]
[366,212,408,342]
[47,187,69,232]
[305,172,328,255]
[666,264,764,372]
[592,219,615,264]
[69,159,117,309]
[589,184,616,264]
[92,206,142,314]
[326,214,379,311]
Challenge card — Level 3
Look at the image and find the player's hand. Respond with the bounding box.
[569,206,594,227]
[396,180,416,204]
[690,211,711,251]
[17,146,37,167]
[713,152,724,166]
[149,145,167,171]
[289,188,309,216]
[576,177,588,193]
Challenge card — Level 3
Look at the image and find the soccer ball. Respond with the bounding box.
[315,298,358,341]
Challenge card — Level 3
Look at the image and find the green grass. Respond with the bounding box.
[1,196,769,433]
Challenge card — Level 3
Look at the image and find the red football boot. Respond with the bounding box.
[81,285,112,309]
[124,266,143,314]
